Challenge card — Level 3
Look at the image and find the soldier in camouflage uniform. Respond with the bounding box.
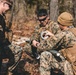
[38,12,76,75]
[24,8,61,58]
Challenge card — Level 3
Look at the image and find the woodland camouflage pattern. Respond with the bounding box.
[40,51,74,75]
[30,20,61,42]
[37,29,76,52]
[24,20,61,54]
[39,29,76,75]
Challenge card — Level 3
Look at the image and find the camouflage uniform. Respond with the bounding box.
[24,20,61,54]
[39,29,76,75]
[30,20,61,42]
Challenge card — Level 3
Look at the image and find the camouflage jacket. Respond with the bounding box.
[30,20,61,43]
[37,28,76,52]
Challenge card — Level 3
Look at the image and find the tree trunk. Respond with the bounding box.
[73,0,76,27]
[64,0,73,13]
[13,0,27,29]
[58,0,75,26]
[50,0,59,22]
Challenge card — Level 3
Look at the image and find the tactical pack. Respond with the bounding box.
[61,28,76,75]
[69,28,76,36]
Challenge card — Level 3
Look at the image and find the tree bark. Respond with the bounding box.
[63,0,74,16]
[50,0,59,22]
[73,0,76,27]
[13,0,27,29]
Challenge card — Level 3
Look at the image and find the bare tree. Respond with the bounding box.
[73,0,76,27]
[59,0,75,26]
[13,0,27,29]
[64,0,73,14]
[50,0,59,22]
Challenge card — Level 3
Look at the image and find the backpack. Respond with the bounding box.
[69,28,76,36]
[61,44,76,75]
[62,28,76,63]
[61,28,76,75]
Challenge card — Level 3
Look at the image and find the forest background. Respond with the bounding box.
[5,0,76,38]
[3,0,76,75]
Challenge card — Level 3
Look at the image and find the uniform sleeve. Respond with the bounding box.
[30,25,40,43]
[61,31,76,47]
[51,23,61,34]
[37,32,66,52]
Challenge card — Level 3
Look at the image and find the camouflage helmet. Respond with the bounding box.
[57,12,74,26]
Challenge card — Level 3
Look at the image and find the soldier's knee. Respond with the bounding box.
[23,44,32,53]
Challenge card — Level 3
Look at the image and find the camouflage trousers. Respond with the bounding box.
[39,51,74,75]
[9,43,32,60]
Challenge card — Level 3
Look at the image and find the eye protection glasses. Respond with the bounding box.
[38,16,47,22]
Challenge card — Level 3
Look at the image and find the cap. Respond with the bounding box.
[57,12,74,26]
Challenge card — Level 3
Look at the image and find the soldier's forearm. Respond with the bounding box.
[37,43,53,52]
